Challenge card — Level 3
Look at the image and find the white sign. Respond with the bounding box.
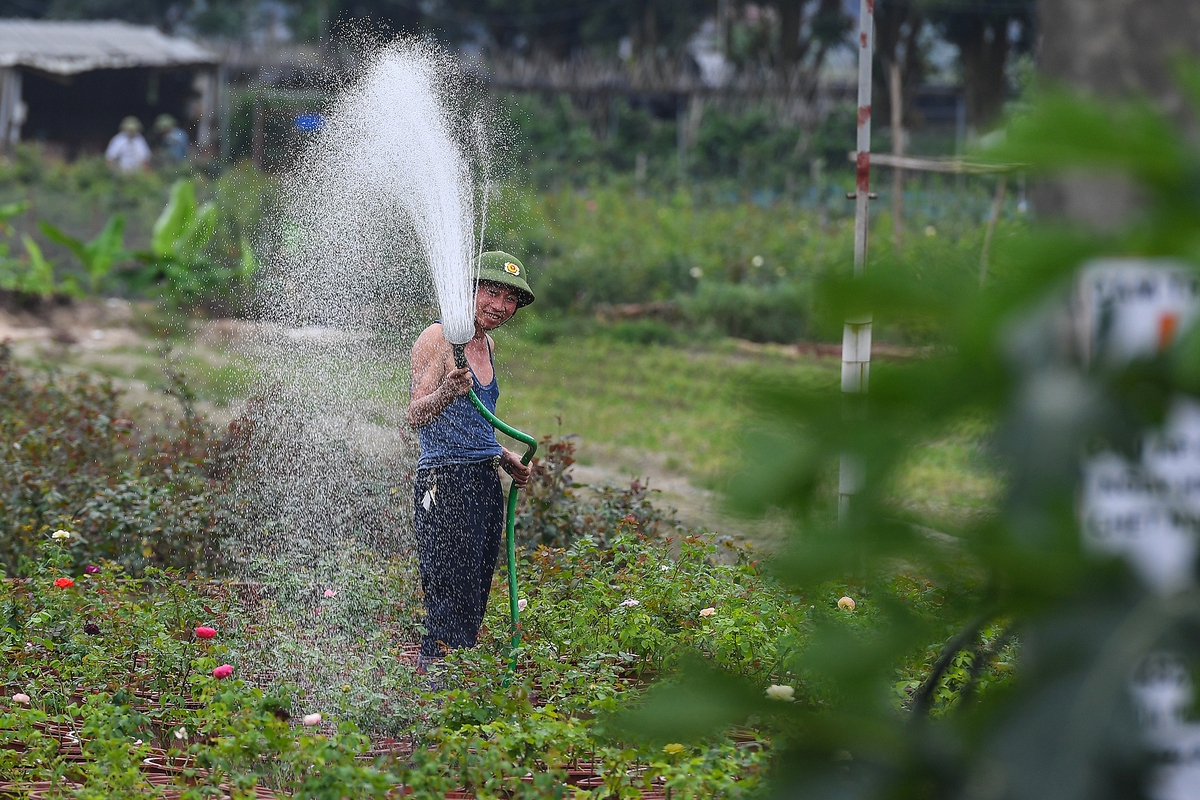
[1081,399,1200,593]
[1076,259,1200,592]
[1073,259,1200,800]
[1075,259,1199,367]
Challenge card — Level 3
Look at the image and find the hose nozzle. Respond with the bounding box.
[452,343,468,370]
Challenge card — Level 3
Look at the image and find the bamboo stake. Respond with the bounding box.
[890,62,903,253]
[980,174,1008,287]
[839,0,874,523]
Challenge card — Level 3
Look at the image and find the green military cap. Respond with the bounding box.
[477,251,534,308]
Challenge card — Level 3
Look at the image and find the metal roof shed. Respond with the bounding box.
[0,20,220,157]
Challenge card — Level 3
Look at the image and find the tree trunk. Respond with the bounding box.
[954,16,1009,132]
[641,1,658,60]
[873,0,923,131]
[1039,0,1200,110]
[778,0,801,66]
[1035,0,1200,223]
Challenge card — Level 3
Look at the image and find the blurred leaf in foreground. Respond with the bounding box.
[619,65,1200,800]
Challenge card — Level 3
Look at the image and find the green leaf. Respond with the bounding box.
[978,88,1188,193]
[39,221,87,264]
[85,215,126,292]
[20,234,55,297]
[178,201,217,263]
[152,180,198,259]
[237,236,259,281]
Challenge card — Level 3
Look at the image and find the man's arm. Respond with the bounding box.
[407,326,471,428]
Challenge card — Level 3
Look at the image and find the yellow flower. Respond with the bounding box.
[838,596,856,611]
[662,743,685,755]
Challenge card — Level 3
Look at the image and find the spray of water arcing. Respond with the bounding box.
[318,41,479,343]
[218,37,493,722]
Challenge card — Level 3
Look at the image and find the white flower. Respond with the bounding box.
[660,565,670,572]
[517,598,527,612]
[766,684,795,702]
[689,267,703,279]
[302,713,322,727]
[174,727,188,741]
[133,739,143,746]
[619,598,639,608]
[51,530,71,540]
[751,255,764,267]
[11,693,30,705]
[699,607,716,618]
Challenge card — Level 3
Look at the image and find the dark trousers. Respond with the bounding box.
[413,460,505,658]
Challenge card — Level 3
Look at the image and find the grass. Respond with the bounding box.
[891,416,1003,530]
[6,311,1002,532]
[495,334,841,486]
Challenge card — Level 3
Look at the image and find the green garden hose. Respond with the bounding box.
[467,390,536,676]
[453,342,537,676]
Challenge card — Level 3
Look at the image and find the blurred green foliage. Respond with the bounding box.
[40,214,126,294]
[488,180,1019,343]
[0,118,1013,339]
[500,93,860,193]
[0,200,77,298]
[618,66,1200,799]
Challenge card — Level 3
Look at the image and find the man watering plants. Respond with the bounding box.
[406,251,534,673]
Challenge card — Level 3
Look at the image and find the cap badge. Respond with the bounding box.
[504,262,520,275]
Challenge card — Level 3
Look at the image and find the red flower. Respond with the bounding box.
[194,626,217,639]
[53,577,75,589]
[212,664,233,679]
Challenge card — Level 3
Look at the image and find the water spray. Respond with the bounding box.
[261,37,534,682]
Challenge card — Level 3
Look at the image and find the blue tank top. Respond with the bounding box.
[416,343,503,469]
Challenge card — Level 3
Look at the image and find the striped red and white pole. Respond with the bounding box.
[839,0,874,522]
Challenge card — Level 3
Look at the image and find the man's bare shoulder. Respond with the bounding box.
[412,323,449,354]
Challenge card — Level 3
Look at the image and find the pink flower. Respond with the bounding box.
[699,607,716,617]
[11,693,30,705]
[323,589,337,598]
[619,598,639,608]
[212,664,233,679]
[53,577,74,589]
[84,565,100,574]
[194,626,217,640]
[302,713,322,727]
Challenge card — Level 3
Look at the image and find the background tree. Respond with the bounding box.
[873,0,928,132]
[926,0,1035,132]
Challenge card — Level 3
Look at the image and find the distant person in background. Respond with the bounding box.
[105,117,150,174]
[154,114,189,164]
